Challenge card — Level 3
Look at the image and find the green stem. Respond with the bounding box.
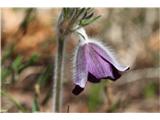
[53,35,65,112]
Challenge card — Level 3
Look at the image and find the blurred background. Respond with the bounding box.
[1,8,160,112]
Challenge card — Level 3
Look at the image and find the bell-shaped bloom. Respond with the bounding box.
[72,28,129,95]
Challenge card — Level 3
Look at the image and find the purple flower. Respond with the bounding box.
[72,39,129,95]
[72,28,129,95]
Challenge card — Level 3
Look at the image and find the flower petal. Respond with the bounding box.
[89,41,129,72]
[86,43,121,80]
[72,85,84,95]
[88,72,100,83]
[72,44,88,95]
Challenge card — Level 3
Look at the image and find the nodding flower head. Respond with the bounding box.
[72,27,129,95]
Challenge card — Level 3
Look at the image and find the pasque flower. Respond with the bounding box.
[72,27,129,95]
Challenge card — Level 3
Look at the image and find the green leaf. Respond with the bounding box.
[32,96,40,112]
[84,12,94,19]
[79,15,101,27]
[63,8,70,19]
[1,67,12,81]
[28,53,39,65]
[20,8,35,32]
[2,45,14,63]
[37,65,52,87]
[11,56,23,73]
[78,8,86,16]
[15,53,40,73]
[1,91,27,112]
[41,87,52,106]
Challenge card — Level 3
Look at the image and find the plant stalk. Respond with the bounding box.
[53,35,65,112]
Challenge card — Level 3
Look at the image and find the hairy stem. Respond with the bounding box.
[53,35,65,112]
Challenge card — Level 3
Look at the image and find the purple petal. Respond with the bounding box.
[72,44,88,95]
[89,41,129,72]
[72,39,129,95]
[86,43,121,80]
[88,72,100,83]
